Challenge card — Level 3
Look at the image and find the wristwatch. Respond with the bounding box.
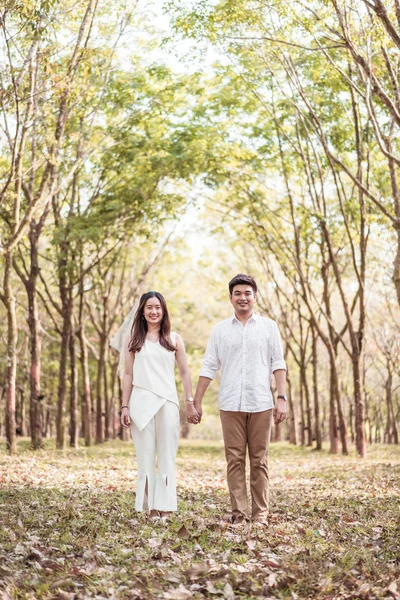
[277,394,288,401]
[186,396,194,403]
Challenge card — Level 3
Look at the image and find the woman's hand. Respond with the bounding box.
[121,407,131,428]
[186,401,200,425]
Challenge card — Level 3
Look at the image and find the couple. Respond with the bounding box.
[118,274,288,525]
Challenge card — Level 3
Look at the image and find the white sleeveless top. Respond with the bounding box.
[129,332,178,431]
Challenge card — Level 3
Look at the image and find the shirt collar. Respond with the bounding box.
[232,312,258,323]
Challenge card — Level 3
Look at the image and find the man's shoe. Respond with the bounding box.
[253,516,269,528]
[229,515,250,529]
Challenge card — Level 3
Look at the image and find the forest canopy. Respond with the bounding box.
[0,0,399,456]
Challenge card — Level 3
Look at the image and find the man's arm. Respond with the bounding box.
[273,368,288,425]
[192,376,212,423]
[270,321,288,426]
[193,328,220,424]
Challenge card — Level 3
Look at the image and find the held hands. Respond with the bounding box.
[186,400,202,425]
[273,398,288,426]
[120,407,131,428]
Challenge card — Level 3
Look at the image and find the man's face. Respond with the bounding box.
[230,284,257,315]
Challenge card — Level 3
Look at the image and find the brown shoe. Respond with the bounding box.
[253,516,269,528]
[230,515,250,529]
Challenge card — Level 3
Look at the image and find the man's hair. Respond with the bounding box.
[229,274,258,296]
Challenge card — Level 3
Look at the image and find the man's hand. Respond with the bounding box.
[120,407,131,428]
[273,398,288,426]
[186,402,200,424]
[193,399,202,424]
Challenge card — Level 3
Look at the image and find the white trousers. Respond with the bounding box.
[131,400,180,512]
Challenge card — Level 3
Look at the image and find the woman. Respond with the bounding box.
[120,291,198,519]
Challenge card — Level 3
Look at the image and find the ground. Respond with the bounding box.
[0,440,399,600]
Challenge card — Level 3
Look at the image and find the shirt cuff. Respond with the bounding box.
[199,368,216,380]
[272,360,287,372]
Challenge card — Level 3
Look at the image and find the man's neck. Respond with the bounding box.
[235,311,253,325]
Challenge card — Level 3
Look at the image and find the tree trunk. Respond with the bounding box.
[301,363,313,447]
[364,393,371,445]
[77,275,92,446]
[287,377,297,444]
[335,385,349,455]
[56,246,71,449]
[329,353,339,454]
[110,360,119,440]
[56,313,71,449]
[349,402,355,444]
[104,347,111,441]
[312,327,322,450]
[385,368,398,444]
[43,407,51,439]
[20,388,26,436]
[96,336,106,444]
[4,253,17,454]
[69,316,79,448]
[79,330,92,446]
[27,225,43,449]
[273,421,282,442]
[0,386,5,437]
[393,224,400,308]
[299,373,305,446]
[352,350,366,457]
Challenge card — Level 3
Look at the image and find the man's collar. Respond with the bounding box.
[232,312,258,323]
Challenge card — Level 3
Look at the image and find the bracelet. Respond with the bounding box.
[120,405,129,414]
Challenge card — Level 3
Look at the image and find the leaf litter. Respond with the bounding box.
[0,441,399,599]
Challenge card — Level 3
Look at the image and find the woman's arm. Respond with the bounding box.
[175,333,199,424]
[120,338,134,429]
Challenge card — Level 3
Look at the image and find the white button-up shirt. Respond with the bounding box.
[199,313,287,412]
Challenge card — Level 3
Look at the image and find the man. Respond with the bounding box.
[189,274,287,525]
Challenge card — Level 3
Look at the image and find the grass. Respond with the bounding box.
[0,439,399,599]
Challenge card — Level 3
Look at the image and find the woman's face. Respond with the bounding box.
[143,296,163,327]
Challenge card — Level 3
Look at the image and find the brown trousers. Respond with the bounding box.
[220,409,273,520]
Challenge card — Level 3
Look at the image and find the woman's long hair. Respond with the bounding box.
[128,291,177,354]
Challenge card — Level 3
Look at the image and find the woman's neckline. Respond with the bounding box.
[146,336,159,344]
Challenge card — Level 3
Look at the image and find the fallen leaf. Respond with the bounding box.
[388,582,400,600]
[206,580,219,594]
[342,515,356,523]
[41,559,64,572]
[183,563,209,579]
[164,584,193,599]
[25,548,44,562]
[297,525,305,534]
[223,582,235,600]
[7,530,16,542]
[178,524,189,538]
[313,529,326,538]
[263,559,280,569]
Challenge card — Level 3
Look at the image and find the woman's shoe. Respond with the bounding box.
[160,511,171,523]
